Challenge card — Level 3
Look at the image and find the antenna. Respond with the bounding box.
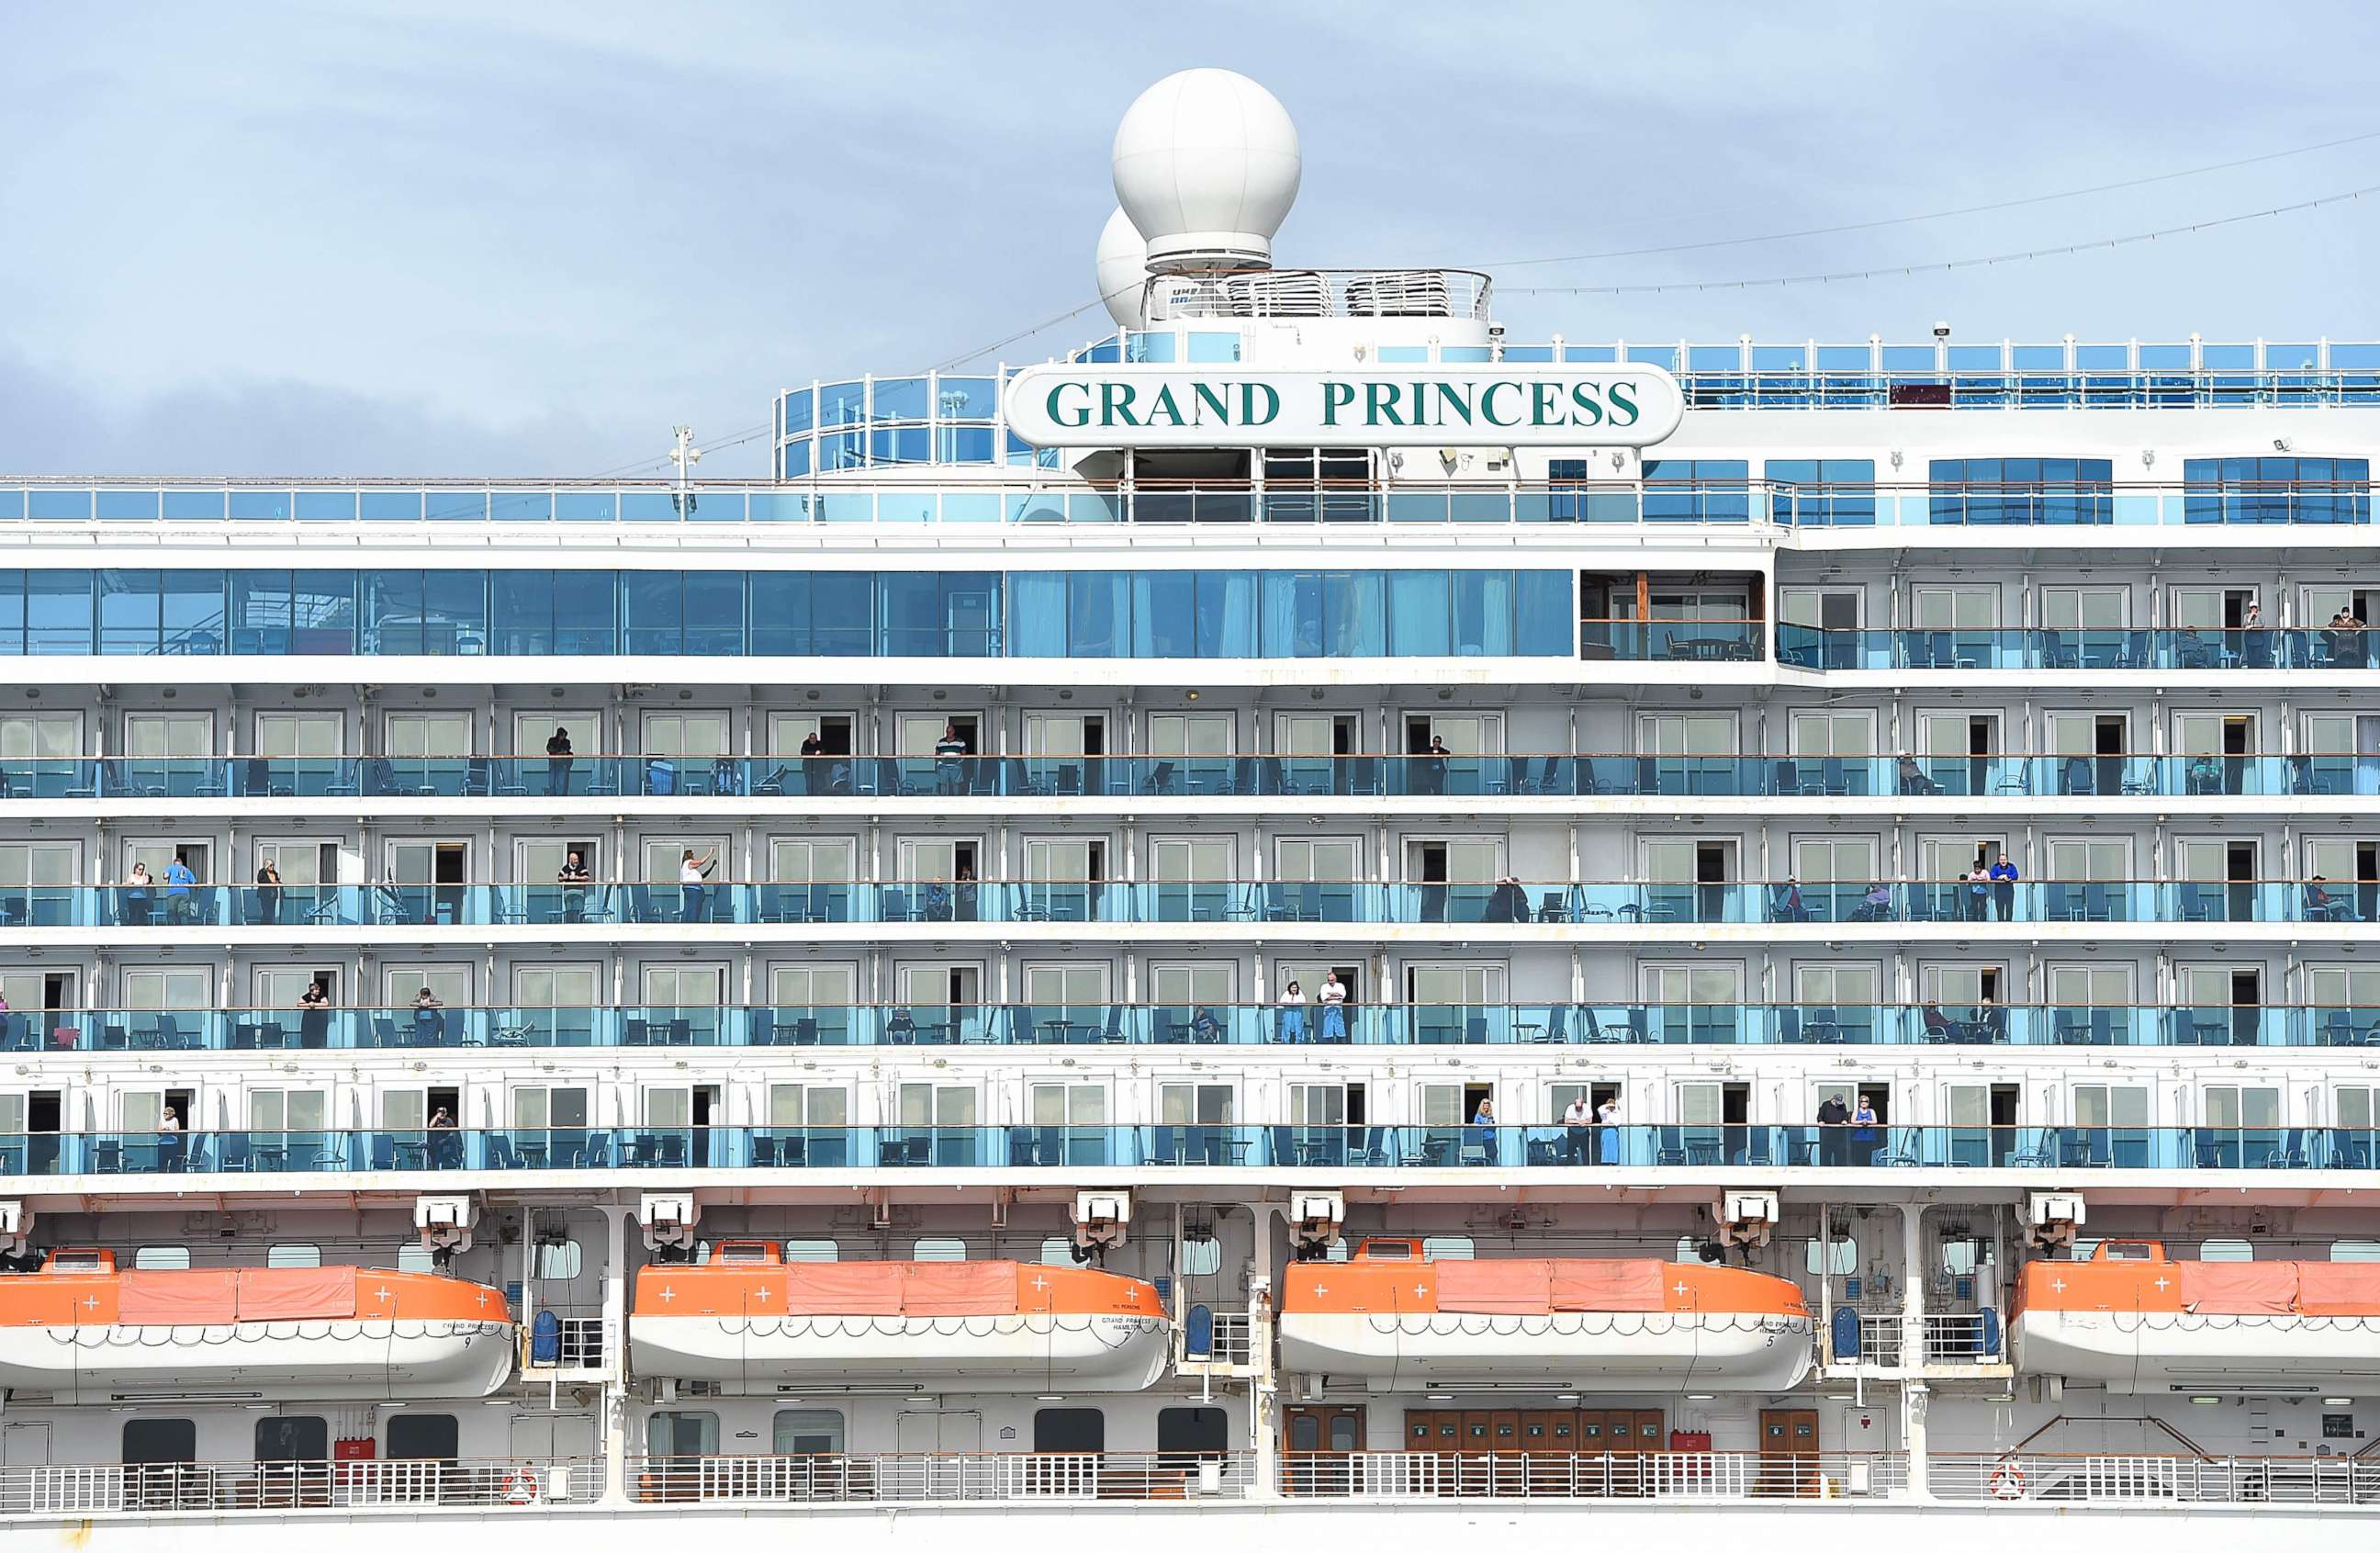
[668,425,702,496]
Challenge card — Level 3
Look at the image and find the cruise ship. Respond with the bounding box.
[5,65,2380,1547]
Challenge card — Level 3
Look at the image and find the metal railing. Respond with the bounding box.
[0,1457,590,1514]
[628,1451,1254,1503]
[1932,1453,2380,1505]
[1279,1449,1903,1500]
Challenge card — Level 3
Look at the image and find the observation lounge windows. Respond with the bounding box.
[2183,456,2371,524]
[1928,457,2114,525]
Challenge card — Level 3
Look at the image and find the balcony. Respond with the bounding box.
[8,750,2380,805]
[0,1457,593,1514]
[629,1450,1254,1504]
[3,1121,2372,1180]
[11,1002,2376,1054]
[1782,625,2380,672]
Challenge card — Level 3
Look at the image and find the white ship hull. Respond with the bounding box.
[629,1311,1170,1392]
[1277,1311,1814,1390]
[0,1321,514,1402]
[2013,1310,2380,1393]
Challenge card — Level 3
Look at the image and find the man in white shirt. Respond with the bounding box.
[1562,1093,1594,1165]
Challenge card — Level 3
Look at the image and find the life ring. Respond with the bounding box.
[1990,1465,2025,1500]
[502,1469,541,1505]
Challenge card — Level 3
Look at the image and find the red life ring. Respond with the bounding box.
[1990,1464,2025,1500]
[502,1469,541,1505]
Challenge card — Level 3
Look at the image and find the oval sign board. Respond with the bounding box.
[1001,363,1684,449]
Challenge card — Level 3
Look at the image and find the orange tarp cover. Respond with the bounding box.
[780,1261,1022,1317]
[1552,1259,1667,1312]
[233,1266,356,1321]
[118,1269,239,1324]
[904,1262,1015,1316]
[2295,1264,2380,1316]
[2178,1262,2299,1315]
[1433,1259,1555,1314]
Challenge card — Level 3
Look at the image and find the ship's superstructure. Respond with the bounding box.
[6,67,2380,1541]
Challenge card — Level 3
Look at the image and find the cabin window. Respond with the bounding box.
[1805,1236,1858,1276]
[1942,1240,1981,1276]
[646,1412,719,1458]
[1038,1236,1073,1265]
[534,1239,582,1279]
[133,1246,190,1271]
[1033,1408,1105,1454]
[387,1413,460,1460]
[1157,1406,1230,1465]
[267,1244,320,1268]
[783,1239,839,1263]
[2199,1239,2254,1262]
[1181,1238,1222,1277]
[771,1410,845,1454]
[122,1418,196,1464]
[397,1244,435,1272]
[256,1416,328,1461]
[1420,1236,1474,1260]
[913,1237,967,1262]
[2333,1242,2380,1262]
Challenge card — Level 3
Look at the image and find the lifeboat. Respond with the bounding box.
[2014,1240,2380,1394]
[1277,1240,1813,1392]
[630,1242,1170,1393]
[0,1249,514,1402]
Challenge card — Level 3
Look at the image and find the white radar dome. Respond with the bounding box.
[1095,206,1151,328]
[1111,68,1300,273]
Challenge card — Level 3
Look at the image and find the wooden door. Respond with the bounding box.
[1282,1405,1364,1496]
[1487,1410,1522,1494]
[1758,1408,1819,1497]
[1521,1410,1575,1494]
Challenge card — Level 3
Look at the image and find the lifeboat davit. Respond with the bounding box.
[0,1249,514,1403]
[2014,1240,2380,1394]
[630,1243,1171,1393]
[1278,1240,1813,1392]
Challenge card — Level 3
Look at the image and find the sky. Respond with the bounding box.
[4,0,2379,478]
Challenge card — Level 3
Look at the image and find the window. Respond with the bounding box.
[783,1239,839,1263]
[1765,458,1875,525]
[913,1236,968,1262]
[1157,1407,1230,1464]
[384,711,471,758]
[134,1246,191,1270]
[534,1239,583,1280]
[1420,1235,1475,1260]
[1641,459,1750,523]
[1805,1236,1857,1277]
[2183,456,2370,524]
[2199,1239,2254,1262]
[1180,1238,1222,1276]
[122,1418,197,1464]
[255,1416,329,1461]
[772,1410,846,1454]
[266,1244,320,1268]
[1032,1408,1105,1454]
[387,1413,460,1460]
[646,1412,718,1459]
[2332,1241,2380,1263]
[1929,458,2114,525]
[250,1089,329,1133]
[397,1244,435,1273]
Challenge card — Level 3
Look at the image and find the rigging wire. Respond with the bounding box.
[1479,126,2380,270]
[1498,181,2380,297]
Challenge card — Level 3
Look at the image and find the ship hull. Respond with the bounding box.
[1277,1311,1814,1390]
[0,1320,514,1402]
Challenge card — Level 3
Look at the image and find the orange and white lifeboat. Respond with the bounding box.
[1278,1240,1813,1392]
[0,1249,514,1403]
[2015,1240,2380,1394]
[630,1242,1170,1393]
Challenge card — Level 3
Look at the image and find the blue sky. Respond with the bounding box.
[3,0,2376,478]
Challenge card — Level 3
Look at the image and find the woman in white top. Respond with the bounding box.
[678,849,716,924]
[1278,980,1306,1043]
[1317,970,1348,1043]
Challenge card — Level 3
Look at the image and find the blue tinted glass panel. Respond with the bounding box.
[1451,571,1513,656]
[27,571,92,653]
[358,491,421,521]
[162,571,223,654]
[1387,571,1450,656]
[749,573,807,655]
[1131,572,1197,657]
[1008,573,1066,658]
[95,490,156,520]
[0,490,22,521]
[297,491,357,522]
[556,491,617,523]
[1325,572,1384,657]
[1815,346,1869,369]
[1263,573,1322,658]
[230,572,293,651]
[813,574,870,656]
[1068,572,1128,658]
[489,491,553,523]
[1196,572,1256,657]
[620,492,678,522]
[96,569,160,654]
[623,572,681,654]
[1624,346,1679,369]
[873,377,927,421]
[818,382,867,426]
[161,490,223,521]
[1188,332,1240,364]
[782,389,814,434]
[682,572,743,654]
[780,441,813,478]
[1124,332,1175,363]
[28,490,91,521]
[877,573,940,656]
[939,377,995,419]
[228,490,290,521]
[491,570,556,655]
[1515,571,1573,654]
[1562,344,1617,363]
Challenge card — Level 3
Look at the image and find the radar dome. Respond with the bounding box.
[1111,68,1300,273]
[1095,206,1151,327]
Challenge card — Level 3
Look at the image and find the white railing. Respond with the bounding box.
[1838,1311,2003,1367]
[1182,1311,1254,1367]
[628,1451,1256,1504]
[1933,1454,2380,1506]
[1279,1450,1903,1501]
[0,1458,590,1514]
[1855,1313,1903,1365]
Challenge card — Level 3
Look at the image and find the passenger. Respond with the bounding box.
[798,729,825,795]
[2307,875,2351,923]
[544,726,574,796]
[1855,880,1892,922]
[1773,875,1805,922]
[428,1103,459,1168]
[163,850,196,925]
[678,848,716,923]
[1189,1005,1223,1044]
[953,865,978,922]
[1965,861,1990,922]
[1896,754,1940,796]
[2241,602,2272,668]
[1277,979,1306,1043]
[935,723,969,794]
[556,850,591,923]
[122,861,154,927]
[157,1103,183,1173]
[298,979,332,1049]
[1989,855,2019,921]
[1468,1095,1496,1163]
[1816,1091,1850,1166]
[1318,970,1349,1042]
[1486,874,1530,924]
[923,877,952,922]
[412,985,444,1044]
[255,859,283,926]
[1921,1004,1955,1042]
[1420,735,1451,795]
[1562,1091,1595,1165]
[1851,1094,1880,1163]
[1595,1094,1622,1164]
